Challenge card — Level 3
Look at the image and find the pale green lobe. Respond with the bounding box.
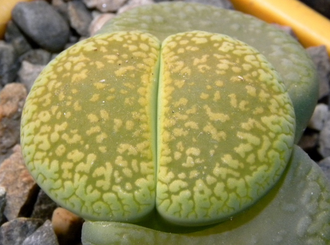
[21,31,160,222]
[82,146,330,244]
[21,30,295,226]
[99,2,318,142]
[156,31,295,226]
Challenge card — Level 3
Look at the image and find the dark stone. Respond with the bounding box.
[20,49,52,65]
[0,218,44,245]
[0,41,19,87]
[4,21,32,56]
[12,1,70,52]
[22,220,59,245]
[31,190,58,221]
[68,1,93,37]
[0,186,6,225]
[299,0,330,19]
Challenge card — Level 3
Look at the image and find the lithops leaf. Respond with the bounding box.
[156,31,295,226]
[82,146,330,245]
[21,30,295,226]
[21,31,160,222]
[99,2,318,142]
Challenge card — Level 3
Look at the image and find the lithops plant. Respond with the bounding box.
[20,2,330,245]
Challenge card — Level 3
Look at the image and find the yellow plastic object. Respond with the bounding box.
[0,0,35,39]
[230,0,330,56]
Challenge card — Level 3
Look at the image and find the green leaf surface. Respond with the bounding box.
[99,2,318,142]
[82,146,330,245]
[21,30,295,226]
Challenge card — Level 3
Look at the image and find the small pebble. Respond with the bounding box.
[308,103,329,131]
[18,61,45,91]
[0,83,27,160]
[0,217,44,245]
[0,41,19,87]
[319,115,330,158]
[4,21,32,56]
[20,49,52,65]
[68,1,93,37]
[12,1,70,52]
[52,207,83,245]
[89,13,116,36]
[22,220,59,245]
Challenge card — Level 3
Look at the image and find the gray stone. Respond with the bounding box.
[0,41,19,87]
[0,218,44,245]
[68,1,93,37]
[31,190,58,221]
[22,220,59,245]
[306,46,330,99]
[12,1,70,52]
[0,83,27,158]
[20,49,51,65]
[4,21,32,56]
[319,115,330,158]
[308,103,329,131]
[18,61,45,91]
[0,145,39,220]
[319,157,330,182]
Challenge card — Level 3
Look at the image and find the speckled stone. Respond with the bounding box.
[31,190,58,221]
[0,218,44,245]
[22,220,59,245]
[12,1,70,52]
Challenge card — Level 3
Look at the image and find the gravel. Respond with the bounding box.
[0,0,329,244]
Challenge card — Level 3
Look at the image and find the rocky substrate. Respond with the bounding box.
[0,0,329,244]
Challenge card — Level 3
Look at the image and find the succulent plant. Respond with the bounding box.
[20,2,330,245]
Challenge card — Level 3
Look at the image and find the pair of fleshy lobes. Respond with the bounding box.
[21,29,296,227]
